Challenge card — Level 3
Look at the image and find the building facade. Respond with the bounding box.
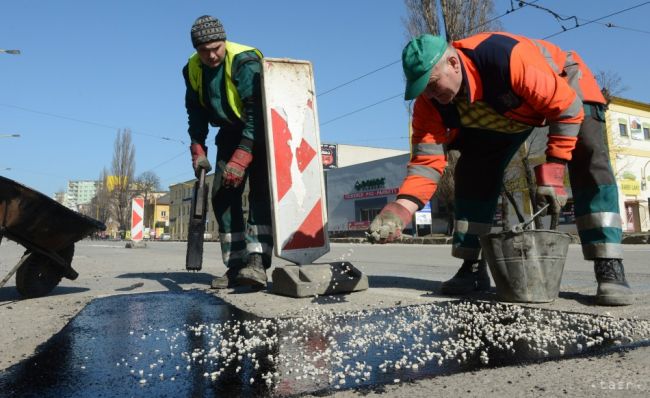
[326,154,412,234]
[63,180,98,210]
[169,174,239,241]
[146,192,170,239]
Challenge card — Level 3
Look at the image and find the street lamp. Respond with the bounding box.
[0,134,21,138]
[0,49,21,55]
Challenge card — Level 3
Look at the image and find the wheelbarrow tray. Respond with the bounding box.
[0,176,106,298]
[0,175,105,251]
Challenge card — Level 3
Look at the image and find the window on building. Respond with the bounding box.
[644,127,650,140]
[355,198,387,223]
[619,123,628,137]
[161,210,167,217]
[359,208,381,222]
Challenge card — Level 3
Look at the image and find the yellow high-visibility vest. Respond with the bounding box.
[188,41,262,120]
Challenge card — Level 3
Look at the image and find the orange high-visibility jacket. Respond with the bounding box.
[398,32,605,207]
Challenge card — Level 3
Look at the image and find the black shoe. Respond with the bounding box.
[594,258,633,306]
[210,265,244,289]
[440,259,491,295]
[236,254,268,289]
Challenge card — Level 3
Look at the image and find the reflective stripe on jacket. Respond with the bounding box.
[399,32,604,207]
[187,41,263,120]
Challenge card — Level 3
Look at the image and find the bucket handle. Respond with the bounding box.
[511,204,550,233]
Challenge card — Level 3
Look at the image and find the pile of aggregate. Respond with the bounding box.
[120,300,650,395]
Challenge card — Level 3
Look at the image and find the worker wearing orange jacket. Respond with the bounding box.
[368,32,632,306]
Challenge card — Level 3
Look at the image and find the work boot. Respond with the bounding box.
[440,259,491,295]
[594,258,633,306]
[210,265,244,289]
[236,253,268,289]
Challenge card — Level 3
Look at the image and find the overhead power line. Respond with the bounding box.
[317,1,543,126]
[321,93,402,126]
[597,22,650,35]
[317,1,541,100]
[0,103,186,145]
[318,60,401,97]
[145,150,187,172]
[513,0,650,40]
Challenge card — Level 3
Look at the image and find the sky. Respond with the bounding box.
[1,0,649,197]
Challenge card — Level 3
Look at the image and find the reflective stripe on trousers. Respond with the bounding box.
[212,136,274,268]
[568,104,622,259]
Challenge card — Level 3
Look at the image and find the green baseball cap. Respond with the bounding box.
[402,34,448,100]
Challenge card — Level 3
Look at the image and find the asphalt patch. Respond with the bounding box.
[0,291,648,397]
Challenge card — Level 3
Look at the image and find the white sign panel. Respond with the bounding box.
[416,202,432,225]
[262,58,330,265]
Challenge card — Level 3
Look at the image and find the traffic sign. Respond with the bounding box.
[131,197,144,242]
[262,58,329,264]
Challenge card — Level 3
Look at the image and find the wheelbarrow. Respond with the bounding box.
[0,175,106,298]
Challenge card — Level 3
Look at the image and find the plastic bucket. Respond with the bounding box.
[479,229,572,303]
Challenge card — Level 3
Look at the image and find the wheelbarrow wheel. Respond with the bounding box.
[15,246,74,299]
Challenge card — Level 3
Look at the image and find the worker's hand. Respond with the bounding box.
[534,161,568,216]
[223,148,253,188]
[190,144,212,178]
[367,202,413,243]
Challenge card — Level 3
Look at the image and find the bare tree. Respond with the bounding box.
[88,167,112,224]
[403,0,502,234]
[135,171,161,228]
[111,128,136,233]
[595,70,628,105]
[403,0,502,40]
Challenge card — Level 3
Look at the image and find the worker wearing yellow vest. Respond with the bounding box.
[183,15,272,289]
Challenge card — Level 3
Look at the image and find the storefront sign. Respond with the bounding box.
[620,180,640,196]
[343,187,398,200]
[354,177,385,191]
[348,220,371,230]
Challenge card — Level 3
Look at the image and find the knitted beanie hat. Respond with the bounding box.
[191,15,226,48]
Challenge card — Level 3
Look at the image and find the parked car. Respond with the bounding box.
[160,233,171,241]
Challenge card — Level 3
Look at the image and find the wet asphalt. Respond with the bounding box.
[1,290,648,397]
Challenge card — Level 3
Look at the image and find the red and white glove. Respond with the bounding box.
[223,148,253,188]
[190,144,212,178]
[534,161,568,215]
[367,202,413,243]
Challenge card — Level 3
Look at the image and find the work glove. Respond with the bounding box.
[190,144,212,178]
[534,161,568,216]
[367,202,413,243]
[223,148,253,188]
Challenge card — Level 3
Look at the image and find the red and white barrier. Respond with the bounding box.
[131,197,144,242]
[262,58,329,265]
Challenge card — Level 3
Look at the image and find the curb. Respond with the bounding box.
[331,233,650,245]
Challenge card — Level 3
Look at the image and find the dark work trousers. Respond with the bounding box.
[451,103,622,261]
[211,128,274,269]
